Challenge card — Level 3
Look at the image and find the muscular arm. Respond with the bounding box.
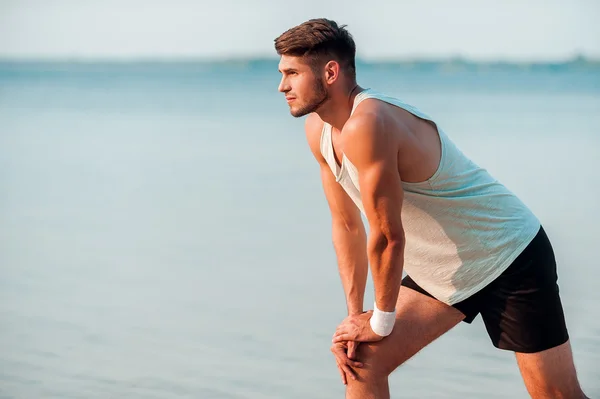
[342,112,405,313]
[305,114,368,316]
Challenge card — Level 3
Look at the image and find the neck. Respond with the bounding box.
[316,83,364,132]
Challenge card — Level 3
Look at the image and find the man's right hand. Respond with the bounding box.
[330,341,363,385]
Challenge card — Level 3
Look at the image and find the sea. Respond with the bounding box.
[1,59,599,398]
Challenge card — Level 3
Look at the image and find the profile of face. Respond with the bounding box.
[277,55,329,118]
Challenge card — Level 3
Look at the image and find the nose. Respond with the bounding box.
[278,76,290,93]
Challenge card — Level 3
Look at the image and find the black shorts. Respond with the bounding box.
[402,226,569,353]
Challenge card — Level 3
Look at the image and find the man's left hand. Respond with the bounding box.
[332,311,384,343]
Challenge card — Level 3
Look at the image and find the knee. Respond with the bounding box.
[525,376,587,399]
[355,341,406,379]
[529,386,587,399]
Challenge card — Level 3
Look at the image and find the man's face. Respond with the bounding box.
[277,55,328,118]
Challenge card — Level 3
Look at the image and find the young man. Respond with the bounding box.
[273,19,589,399]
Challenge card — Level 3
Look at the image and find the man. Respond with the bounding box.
[273,18,588,399]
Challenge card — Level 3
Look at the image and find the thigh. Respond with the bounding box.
[354,284,465,376]
[515,340,587,398]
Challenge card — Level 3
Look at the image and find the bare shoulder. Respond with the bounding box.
[342,100,403,164]
[304,112,326,162]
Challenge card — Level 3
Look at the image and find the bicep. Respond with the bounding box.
[343,115,405,242]
[356,157,404,240]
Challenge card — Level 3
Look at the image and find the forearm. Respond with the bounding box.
[368,233,405,312]
[332,221,368,315]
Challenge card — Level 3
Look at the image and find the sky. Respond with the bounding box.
[1,0,599,61]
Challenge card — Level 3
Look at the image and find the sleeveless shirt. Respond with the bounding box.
[319,88,541,305]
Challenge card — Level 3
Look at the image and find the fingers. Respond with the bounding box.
[331,343,364,386]
[333,327,384,344]
[333,314,367,343]
[340,361,357,382]
[332,332,350,343]
[337,352,363,368]
[331,344,363,367]
[347,340,358,360]
[337,364,347,385]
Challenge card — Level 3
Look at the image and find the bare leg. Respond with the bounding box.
[515,340,589,399]
[345,287,465,399]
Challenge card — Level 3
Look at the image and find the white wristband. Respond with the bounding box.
[369,302,396,337]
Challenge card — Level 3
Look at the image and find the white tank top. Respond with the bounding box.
[320,88,541,305]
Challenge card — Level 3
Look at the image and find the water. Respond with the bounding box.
[1,60,599,398]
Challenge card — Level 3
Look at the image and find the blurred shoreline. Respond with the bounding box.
[1,54,599,72]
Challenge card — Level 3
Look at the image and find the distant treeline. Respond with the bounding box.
[1,54,599,74]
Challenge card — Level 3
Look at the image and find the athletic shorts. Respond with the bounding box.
[402,226,570,353]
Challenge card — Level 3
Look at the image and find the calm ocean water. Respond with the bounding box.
[1,60,599,398]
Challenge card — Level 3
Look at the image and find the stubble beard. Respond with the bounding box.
[290,78,329,118]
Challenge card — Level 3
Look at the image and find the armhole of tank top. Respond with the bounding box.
[357,91,447,188]
[318,121,330,160]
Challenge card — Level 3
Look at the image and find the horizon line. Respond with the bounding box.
[0,53,598,65]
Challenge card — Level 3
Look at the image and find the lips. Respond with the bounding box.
[286,96,296,102]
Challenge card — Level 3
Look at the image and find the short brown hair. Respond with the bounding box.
[274,18,356,80]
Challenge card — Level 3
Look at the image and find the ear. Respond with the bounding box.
[323,60,340,85]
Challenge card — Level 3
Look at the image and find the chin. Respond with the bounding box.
[289,104,315,118]
[289,107,305,118]
[290,109,306,118]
